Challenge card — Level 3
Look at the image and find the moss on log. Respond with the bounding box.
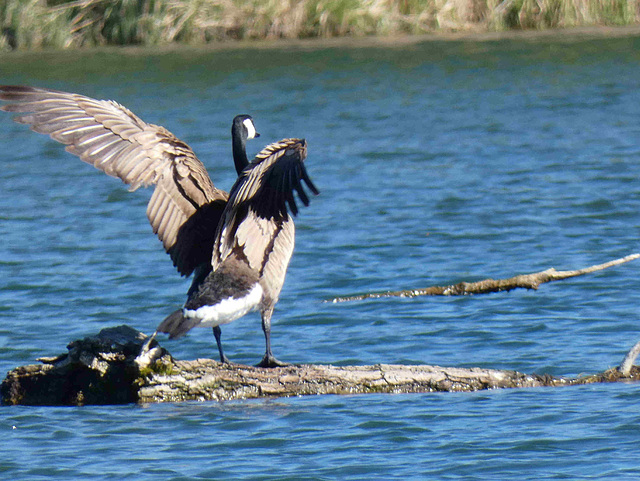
[2,325,639,406]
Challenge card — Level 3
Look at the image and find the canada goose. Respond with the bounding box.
[0,85,318,367]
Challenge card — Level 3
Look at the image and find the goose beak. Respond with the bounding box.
[255,132,261,138]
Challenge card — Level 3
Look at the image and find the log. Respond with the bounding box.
[2,325,640,405]
[328,253,640,302]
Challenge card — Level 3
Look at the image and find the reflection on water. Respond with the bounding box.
[2,35,640,479]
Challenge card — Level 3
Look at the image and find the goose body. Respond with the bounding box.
[0,85,318,367]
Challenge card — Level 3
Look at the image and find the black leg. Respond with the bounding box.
[256,308,289,368]
[213,326,230,364]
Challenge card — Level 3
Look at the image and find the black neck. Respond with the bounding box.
[232,129,249,175]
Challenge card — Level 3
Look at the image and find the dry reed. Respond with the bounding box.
[1,0,639,50]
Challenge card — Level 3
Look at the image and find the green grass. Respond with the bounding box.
[1,0,639,50]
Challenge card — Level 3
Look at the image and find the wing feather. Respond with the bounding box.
[147,188,166,227]
[213,138,318,271]
[0,85,227,276]
[260,218,296,302]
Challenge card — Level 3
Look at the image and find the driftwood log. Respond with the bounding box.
[328,253,640,302]
[2,325,639,406]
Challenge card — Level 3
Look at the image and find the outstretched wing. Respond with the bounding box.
[213,138,319,273]
[0,85,228,277]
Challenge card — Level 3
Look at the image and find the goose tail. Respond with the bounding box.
[157,309,198,339]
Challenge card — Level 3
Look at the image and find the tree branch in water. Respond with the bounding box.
[327,253,640,303]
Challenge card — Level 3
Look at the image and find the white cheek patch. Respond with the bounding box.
[183,283,263,328]
[243,118,257,140]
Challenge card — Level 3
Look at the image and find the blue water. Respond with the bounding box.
[2,35,640,479]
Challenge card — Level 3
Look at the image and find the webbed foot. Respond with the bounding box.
[256,353,290,368]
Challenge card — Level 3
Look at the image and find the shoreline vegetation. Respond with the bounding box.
[1,0,640,51]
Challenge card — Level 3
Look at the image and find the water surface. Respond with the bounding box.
[2,36,640,479]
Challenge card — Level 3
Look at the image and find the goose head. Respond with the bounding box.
[232,114,260,174]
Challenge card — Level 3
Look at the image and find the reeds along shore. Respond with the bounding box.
[1,0,640,50]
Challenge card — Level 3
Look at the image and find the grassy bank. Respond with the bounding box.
[2,0,640,50]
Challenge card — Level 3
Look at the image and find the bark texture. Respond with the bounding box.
[2,325,639,406]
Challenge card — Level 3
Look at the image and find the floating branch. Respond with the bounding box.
[1,325,639,406]
[328,253,640,303]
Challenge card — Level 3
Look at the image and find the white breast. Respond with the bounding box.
[183,283,263,328]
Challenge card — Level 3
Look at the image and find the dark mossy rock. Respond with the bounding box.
[1,325,168,405]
